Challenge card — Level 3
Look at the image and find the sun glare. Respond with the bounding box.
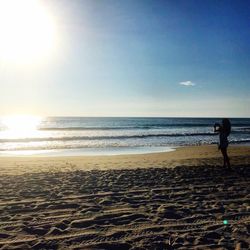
[0,0,57,65]
[2,115,41,138]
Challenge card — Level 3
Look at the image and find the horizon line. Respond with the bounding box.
[1,115,249,119]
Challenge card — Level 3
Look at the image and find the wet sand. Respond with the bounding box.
[0,145,249,249]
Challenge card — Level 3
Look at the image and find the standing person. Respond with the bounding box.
[214,118,231,169]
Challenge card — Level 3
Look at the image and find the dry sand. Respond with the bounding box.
[0,145,249,249]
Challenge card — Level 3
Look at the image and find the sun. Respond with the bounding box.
[0,0,57,65]
[2,115,41,138]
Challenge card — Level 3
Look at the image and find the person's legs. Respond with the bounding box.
[221,148,227,168]
[226,149,231,169]
[221,148,231,169]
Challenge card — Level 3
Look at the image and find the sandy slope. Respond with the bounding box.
[0,145,249,249]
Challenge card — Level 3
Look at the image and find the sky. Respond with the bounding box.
[0,0,250,117]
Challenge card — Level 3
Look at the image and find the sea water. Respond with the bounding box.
[0,117,250,156]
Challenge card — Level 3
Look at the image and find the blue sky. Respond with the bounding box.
[1,0,250,117]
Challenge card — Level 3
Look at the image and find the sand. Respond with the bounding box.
[0,145,249,249]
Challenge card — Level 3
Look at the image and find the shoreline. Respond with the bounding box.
[1,145,250,175]
[0,146,176,157]
[1,142,249,158]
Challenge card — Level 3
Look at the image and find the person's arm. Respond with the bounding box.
[214,123,221,132]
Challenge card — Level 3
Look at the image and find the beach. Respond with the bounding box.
[0,145,249,249]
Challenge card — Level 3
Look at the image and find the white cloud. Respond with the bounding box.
[179,81,196,87]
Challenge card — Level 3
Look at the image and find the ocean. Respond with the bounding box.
[0,117,250,156]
